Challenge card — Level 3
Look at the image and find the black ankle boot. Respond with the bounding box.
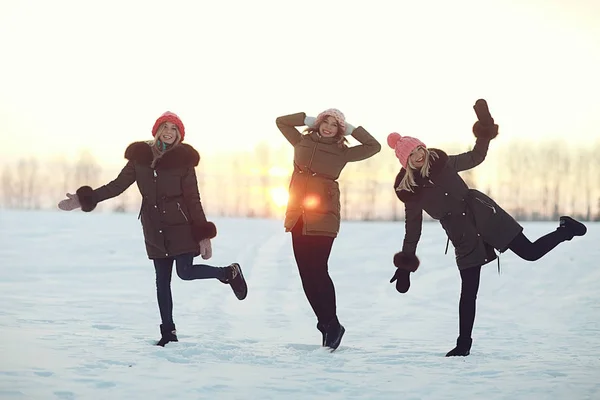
[323,317,345,351]
[445,336,472,357]
[219,263,248,300]
[317,322,326,346]
[156,324,178,347]
[558,216,587,241]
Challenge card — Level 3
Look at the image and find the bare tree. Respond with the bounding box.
[231,156,243,217]
[11,157,42,209]
[45,156,75,210]
[529,142,553,220]
[359,156,380,221]
[1,165,15,209]
[73,150,101,190]
[254,141,272,218]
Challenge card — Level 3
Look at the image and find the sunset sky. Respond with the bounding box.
[1,0,599,174]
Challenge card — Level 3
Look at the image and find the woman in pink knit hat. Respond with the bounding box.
[276,108,381,351]
[388,100,587,357]
[57,111,248,347]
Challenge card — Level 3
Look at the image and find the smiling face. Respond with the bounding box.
[318,116,339,138]
[158,122,179,144]
[409,146,427,169]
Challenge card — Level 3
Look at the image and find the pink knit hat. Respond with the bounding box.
[387,132,426,169]
[152,111,186,141]
[315,108,346,135]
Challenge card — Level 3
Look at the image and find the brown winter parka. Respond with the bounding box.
[394,136,523,270]
[276,112,382,237]
[75,141,217,259]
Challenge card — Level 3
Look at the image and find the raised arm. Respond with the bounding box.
[74,161,137,212]
[447,122,498,172]
[181,167,217,242]
[275,112,307,146]
[343,126,382,162]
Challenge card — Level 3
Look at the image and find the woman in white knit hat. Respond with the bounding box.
[276,108,381,351]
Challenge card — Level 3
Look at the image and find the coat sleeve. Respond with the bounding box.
[181,167,217,242]
[447,137,490,172]
[275,112,305,146]
[77,161,136,212]
[402,200,423,254]
[343,126,382,162]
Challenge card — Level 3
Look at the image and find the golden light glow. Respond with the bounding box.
[268,166,291,177]
[303,195,320,209]
[269,186,289,208]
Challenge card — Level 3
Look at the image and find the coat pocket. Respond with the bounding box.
[467,189,499,229]
[161,200,190,226]
[176,202,190,222]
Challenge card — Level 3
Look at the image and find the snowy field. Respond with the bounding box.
[1,210,599,400]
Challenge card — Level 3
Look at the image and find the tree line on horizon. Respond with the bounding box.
[2,138,600,222]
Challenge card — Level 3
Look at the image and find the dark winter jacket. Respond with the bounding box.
[75,141,217,259]
[276,112,382,237]
[394,136,523,270]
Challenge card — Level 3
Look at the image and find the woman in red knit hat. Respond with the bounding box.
[58,111,248,347]
[387,100,587,357]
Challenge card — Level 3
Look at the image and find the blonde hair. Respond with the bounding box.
[153,123,182,147]
[150,123,182,168]
[396,147,439,192]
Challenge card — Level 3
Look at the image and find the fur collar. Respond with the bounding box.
[124,141,200,169]
[394,149,448,203]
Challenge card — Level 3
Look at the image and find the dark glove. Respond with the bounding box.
[472,121,499,140]
[390,252,420,293]
[473,99,494,126]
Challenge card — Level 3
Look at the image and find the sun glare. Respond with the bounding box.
[303,195,320,209]
[270,187,289,208]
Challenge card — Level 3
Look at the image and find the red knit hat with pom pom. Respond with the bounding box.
[152,111,185,141]
[387,132,426,169]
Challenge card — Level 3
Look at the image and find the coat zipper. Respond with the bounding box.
[176,202,189,222]
[475,197,497,214]
[300,138,320,234]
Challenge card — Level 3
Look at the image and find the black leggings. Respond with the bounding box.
[153,254,228,328]
[458,229,569,339]
[291,220,337,327]
[458,266,481,340]
[507,230,567,261]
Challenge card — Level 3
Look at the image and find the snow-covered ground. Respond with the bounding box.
[1,210,599,399]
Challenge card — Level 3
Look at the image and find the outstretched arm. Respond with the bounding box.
[275,112,309,146]
[447,123,498,172]
[343,126,382,162]
[62,161,136,212]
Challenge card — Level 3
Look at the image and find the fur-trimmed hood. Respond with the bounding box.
[393,149,449,202]
[124,141,200,169]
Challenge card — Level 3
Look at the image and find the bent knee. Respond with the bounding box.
[176,266,193,280]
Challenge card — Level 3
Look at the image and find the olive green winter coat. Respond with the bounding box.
[276,112,382,237]
[75,141,217,259]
